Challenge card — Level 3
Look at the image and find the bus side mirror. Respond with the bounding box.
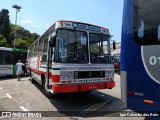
[113,41,116,50]
[50,34,56,46]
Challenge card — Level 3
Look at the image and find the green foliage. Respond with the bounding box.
[0,9,11,47]
[14,38,30,49]
[21,36,34,43]
[0,33,7,46]
[11,23,40,49]
[31,33,39,40]
[0,8,40,49]
[91,44,99,53]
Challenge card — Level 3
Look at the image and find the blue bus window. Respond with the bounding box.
[134,0,160,45]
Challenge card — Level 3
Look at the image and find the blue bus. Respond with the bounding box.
[121,0,160,113]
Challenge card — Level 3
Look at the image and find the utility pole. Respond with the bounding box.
[12,4,22,48]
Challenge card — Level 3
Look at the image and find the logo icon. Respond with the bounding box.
[2,112,11,118]
[89,72,92,77]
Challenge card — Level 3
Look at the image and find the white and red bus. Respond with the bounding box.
[27,20,115,97]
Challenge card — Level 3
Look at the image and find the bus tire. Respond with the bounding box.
[30,71,36,84]
[42,76,53,98]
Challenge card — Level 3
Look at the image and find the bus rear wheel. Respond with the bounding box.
[30,71,36,83]
[42,76,53,98]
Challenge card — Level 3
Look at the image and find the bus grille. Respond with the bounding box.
[74,71,105,79]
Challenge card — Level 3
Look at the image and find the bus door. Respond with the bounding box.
[46,35,57,90]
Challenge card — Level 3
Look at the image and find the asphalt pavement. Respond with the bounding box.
[0,74,146,120]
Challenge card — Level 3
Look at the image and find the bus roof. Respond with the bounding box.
[0,47,27,52]
[29,20,111,48]
[0,47,12,51]
[56,20,109,30]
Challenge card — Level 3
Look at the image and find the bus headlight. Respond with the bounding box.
[61,71,74,79]
[109,71,113,76]
[106,71,109,77]
[105,71,114,77]
[67,72,73,79]
[61,72,66,78]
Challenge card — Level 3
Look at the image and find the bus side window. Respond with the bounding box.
[38,46,42,55]
[43,40,48,54]
[52,47,55,61]
[0,52,4,64]
[41,54,47,62]
[41,40,48,62]
[0,58,5,64]
[134,0,160,45]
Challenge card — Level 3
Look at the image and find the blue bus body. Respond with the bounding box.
[121,0,160,112]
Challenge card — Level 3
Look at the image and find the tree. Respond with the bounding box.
[0,9,11,47]
[31,33,40,41]
[0,33,7,47]
[10,23,39,49]
[0,9,40,49]
[14,38,30,49]
[22,36,34,44]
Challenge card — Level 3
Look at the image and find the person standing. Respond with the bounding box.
[16,60,24,81]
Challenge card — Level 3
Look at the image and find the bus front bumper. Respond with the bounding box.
[52,81,115,93]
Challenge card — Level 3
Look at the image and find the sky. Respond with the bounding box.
[0,0,124,42]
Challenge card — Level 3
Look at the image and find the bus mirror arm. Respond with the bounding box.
[45,39,53,97]
[113,41,116,50]
[49,34,56,46]
[50,36,56,46]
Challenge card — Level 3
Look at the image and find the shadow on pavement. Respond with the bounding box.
[0,75,29,81]
[52,91,124,117]
[32,78,125,117]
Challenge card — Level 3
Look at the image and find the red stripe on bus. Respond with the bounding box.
[53,84,79,93]
[52,82,115,93]
[106,81,115,89]
[80,83,105,91]
[52,75,60,82]
[30,68,59,82]
[127,91,135,95]
[31,68,41,75]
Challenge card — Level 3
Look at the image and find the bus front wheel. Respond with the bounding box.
[42,76,53,98]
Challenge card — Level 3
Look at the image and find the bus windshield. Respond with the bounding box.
[54,29,110,63]
[90,33,110,63]
[55,29,88,63]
